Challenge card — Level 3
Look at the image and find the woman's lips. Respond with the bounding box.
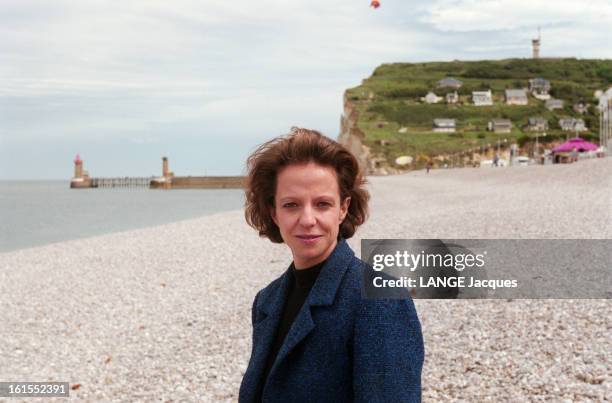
[296,235,322,244]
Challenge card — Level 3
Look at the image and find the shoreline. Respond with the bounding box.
[4,158,609,254]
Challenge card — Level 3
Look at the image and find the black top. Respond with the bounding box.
[255,260,325,402]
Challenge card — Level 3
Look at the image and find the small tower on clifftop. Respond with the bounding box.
[532,27,541,59]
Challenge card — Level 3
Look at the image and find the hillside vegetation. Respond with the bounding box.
[345,58,611,168]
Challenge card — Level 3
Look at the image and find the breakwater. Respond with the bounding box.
[151,176,245,189]
[71,176,245,189]
[92,177,152,188]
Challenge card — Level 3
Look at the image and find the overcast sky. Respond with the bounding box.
[1,0,611,179]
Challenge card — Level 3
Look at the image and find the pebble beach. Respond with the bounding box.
[1,158,610,402]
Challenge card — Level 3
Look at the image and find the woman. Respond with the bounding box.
[239,128,424,402]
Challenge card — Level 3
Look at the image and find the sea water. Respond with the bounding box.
[0,181,244,253]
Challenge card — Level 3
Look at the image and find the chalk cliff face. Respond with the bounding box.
[338,92,371,174]
[338,92,401,175]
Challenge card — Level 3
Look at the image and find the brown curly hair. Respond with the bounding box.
[244,127,369,243]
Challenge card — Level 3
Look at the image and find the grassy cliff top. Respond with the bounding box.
[346,58,612,166]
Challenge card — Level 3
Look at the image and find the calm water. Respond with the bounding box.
[0,181,245,253]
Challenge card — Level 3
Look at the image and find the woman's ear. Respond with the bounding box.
[270,206,278,226]
[339,196,351,221]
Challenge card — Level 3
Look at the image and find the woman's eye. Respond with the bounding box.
[283,202,297,208]
[317,201,332,208]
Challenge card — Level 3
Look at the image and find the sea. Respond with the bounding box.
[0,181,245,253]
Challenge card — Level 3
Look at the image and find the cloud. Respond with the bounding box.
[421,0,612,32]
[1,0,611,178]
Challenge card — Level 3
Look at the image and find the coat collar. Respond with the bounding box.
[256,238,355,316]
[253,238,355,398]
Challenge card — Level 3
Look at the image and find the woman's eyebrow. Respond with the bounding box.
[277,194,337,201]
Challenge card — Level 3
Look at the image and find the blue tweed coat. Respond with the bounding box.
[239,239,424,402]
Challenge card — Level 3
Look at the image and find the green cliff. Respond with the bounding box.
[341,58,612,173]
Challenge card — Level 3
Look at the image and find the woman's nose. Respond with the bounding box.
[299,206,316,226]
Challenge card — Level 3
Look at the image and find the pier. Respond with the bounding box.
[91,177,153,189]
[152,176,245,189]
[70,156,245,189]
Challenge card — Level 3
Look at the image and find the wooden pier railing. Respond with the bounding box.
[91,177,153,188]
[72,176,245,189]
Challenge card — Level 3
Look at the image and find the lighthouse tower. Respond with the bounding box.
[162,156,169,177]
[74,153,83,178]
[532,27,541,59]
[70,153,91,188]
[151,156,172,189]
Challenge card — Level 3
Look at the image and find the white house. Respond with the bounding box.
[433,119,456,133]
[545,98,564,111]
[472,90,493,106]
[505,89,528,105]
[488,119,512,133]
[559,118,587,132]
[529,78,551,100]
[446,91,459,104]
[597,87,612,111]
[526,117,549,131]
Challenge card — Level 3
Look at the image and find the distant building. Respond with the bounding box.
[545,98,564,111]
[433,118,456,133]
[423,91,442,104]
[505,89,528,105]
[70,154,92,189]
[488,119,512,133]
[437,77,463,89]
[472,90,493,106]
[597,87,612,112]
[532,28,541,59]
[573,102,588,114]
[559,118,587,132]
[446,91,459,104]
[162,156,169,177]
[529,78,551,100]
[526,117,549,131]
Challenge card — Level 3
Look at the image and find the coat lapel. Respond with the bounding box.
[247,269,291,391]
[262,239,355,391]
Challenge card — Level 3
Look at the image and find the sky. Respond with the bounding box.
[1,0,611,179]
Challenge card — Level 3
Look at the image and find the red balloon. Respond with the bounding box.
[370,0,380,8]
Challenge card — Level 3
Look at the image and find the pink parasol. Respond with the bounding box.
[552,137,598,153]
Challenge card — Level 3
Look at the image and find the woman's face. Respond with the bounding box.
[271,162,350,269]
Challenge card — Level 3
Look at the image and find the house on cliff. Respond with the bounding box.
[446,91,459,104]
[559,118,587,132]
[545,98,564,111]
[529,78,551,100]
[472,90,493,106]
[505,89,528,105]
[488,119,512,133]
[526,117,549,131]
[433,118,456,133]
